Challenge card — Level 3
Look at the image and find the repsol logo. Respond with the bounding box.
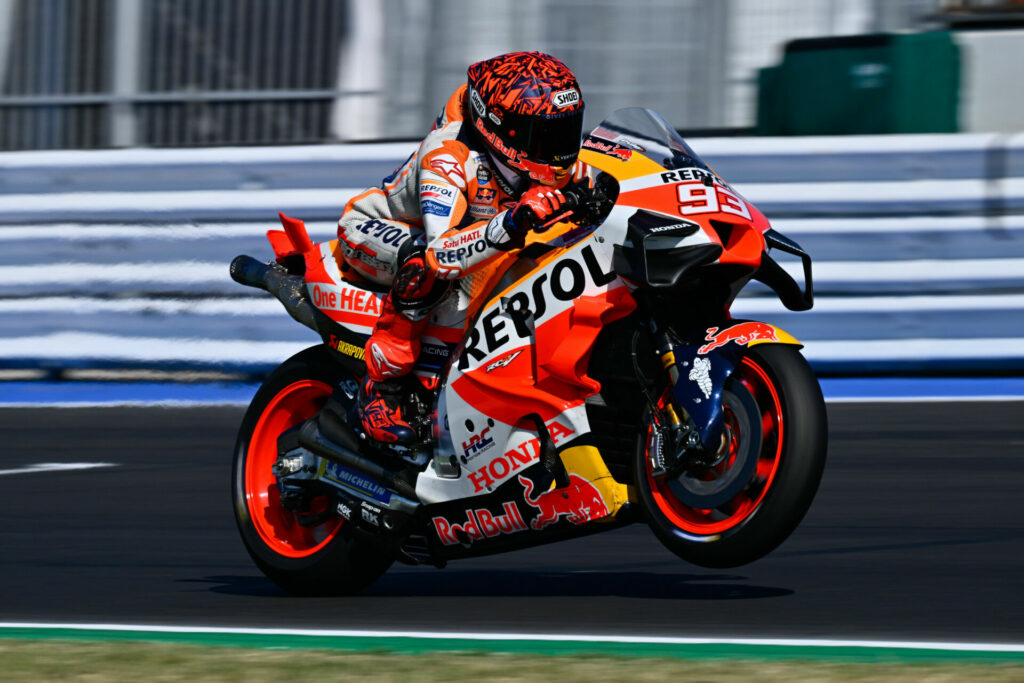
[421,183,455,200]
[660,168,715,185]
[434,238,489,264]
[458,244,616,370]
[355,218,407,247]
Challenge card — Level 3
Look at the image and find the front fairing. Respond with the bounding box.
[579,109,812,451]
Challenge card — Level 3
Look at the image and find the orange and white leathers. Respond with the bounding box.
[337,83,588,381]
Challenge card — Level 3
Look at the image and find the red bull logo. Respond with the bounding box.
[698,322,779,355]
[518,474,609,530]
[582,137,633,161]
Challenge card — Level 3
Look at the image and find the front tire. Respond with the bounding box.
[637,344,827,568]
[231,346,392,595]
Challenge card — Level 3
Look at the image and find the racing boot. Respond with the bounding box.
[359,296,424,446]
[357,243,448,445]
[357,376,417,445]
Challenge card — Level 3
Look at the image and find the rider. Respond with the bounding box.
[336,51,589,446]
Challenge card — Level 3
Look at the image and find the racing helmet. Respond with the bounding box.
[466,51,585,186]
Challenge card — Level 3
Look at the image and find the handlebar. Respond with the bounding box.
[533,176,617,233]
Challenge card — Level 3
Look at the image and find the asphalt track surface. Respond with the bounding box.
[1,402,1022,643]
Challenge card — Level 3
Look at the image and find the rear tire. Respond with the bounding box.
[636,344,827,568]
[231,346,392,595]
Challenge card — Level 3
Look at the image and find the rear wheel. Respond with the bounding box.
[636,344,827,568]
[231,346,392,595]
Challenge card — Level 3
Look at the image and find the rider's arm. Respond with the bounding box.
[417,142,508,280]
[418,144,589,281]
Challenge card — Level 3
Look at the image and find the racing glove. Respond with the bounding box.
[503,186,570,236]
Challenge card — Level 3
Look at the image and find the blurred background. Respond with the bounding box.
[0,0,1022,384]
[3,0,1024,147]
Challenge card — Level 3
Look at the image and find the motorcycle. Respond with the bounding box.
[230,108,827,595]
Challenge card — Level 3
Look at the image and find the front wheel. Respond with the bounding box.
[637,344,827,568]
[231,346,392,595]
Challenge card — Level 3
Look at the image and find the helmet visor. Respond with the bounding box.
[503,108,585,168]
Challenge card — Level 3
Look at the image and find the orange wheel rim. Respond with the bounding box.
[245,379,343,557]
[648,356,784,535]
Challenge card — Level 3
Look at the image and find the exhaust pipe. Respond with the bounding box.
[230,254,329,334]
[297,414,419,508]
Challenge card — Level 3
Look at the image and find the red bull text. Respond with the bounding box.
[432,502,527,546]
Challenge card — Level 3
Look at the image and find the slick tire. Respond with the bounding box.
[231,346,392,595]
[636,344,827,568]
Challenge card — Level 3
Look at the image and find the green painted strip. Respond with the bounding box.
[1,626,1023,663]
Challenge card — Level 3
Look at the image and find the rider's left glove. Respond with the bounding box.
[503,187,569,236]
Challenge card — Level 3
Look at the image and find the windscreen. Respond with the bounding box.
[586,107,716,174]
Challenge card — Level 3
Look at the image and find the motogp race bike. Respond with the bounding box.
[230,108,827,595]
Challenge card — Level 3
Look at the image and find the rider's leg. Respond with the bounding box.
[360,240,450,444]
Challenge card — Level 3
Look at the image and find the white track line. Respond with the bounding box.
[802,337,1024,361]
[825,395,1024,404]
[0,622,1022,653]
[772,214,1024,234]
[0,463,116,476]
[733,293,1024,314]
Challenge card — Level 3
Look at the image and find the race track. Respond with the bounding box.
[1,402,1022,643]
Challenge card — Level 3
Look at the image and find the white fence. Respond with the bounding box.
[1,131,1023,379]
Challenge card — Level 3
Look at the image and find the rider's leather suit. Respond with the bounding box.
[337,83,588,382]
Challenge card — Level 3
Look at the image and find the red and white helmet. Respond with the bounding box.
[466,51,585,187]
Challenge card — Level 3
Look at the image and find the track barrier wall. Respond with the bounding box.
[1,131,1022,380]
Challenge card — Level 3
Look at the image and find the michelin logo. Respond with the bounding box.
[689,356,712,399]
[324,461,392,503]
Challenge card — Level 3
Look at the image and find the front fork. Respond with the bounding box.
[633,327,711,478]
